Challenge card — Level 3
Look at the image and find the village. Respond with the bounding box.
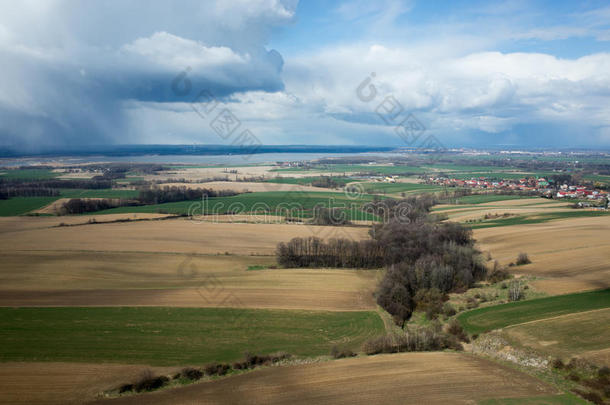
[424,175,609,202]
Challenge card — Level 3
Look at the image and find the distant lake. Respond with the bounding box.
[0,152,407,167]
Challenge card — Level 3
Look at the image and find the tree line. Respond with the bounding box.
[0,187,59,199]
[0,178,113,189]
[137,186,238,204]
[60,186,240,214]
[276,237,384,268]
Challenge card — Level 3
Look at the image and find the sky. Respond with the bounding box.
[1,0,610,152]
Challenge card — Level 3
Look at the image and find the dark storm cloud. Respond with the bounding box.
[0,0,295,152]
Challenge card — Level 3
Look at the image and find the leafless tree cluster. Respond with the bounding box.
[276,236,384,268]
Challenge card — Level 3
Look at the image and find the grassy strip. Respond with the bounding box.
[0,307,384,366]
[457,289,610,335]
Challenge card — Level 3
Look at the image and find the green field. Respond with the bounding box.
[478,394,588,405]
[438,194,538,205]
[0,307,384,366]
[458,289,610,334]
[0,189,139,216]
[265,176,352,186]
[361,182,446,194]
[58,188,139,199]
[0,196,59,216]
[0,168,59,180]
[92,191,383,220]
[468,210,610,229]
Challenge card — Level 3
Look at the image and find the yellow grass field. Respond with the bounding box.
[0,251,378,310]
[0,218,369,255]
[0,219,375,310]
[474,216,610,294]
[89,353,558,405]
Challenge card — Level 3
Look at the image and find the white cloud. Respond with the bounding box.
[122,32,249,70]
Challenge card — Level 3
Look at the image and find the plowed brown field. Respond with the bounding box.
[474,216,610,294]
[89,353,557,405]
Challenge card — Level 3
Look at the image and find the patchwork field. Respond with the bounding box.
[88,352,560,405]
[1,161,607,405]
[474,216,610,294]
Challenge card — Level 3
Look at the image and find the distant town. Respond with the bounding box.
[425,175,608,203]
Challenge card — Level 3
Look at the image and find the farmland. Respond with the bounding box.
[88,353,560,405]
[0,156,609,404]
[0,196,59,216]
[457,289,610,334]
[92,191,382,220]
[0,307,384,365]
[474,216,610,294]
[504,308,610,364]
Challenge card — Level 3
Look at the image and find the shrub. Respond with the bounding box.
[204,362,231,376]
[363,335,398,355]
[568,373,581,382]
[330,346,357,359]
[308,207,351,226]
[442,302,456,317]
[599,366,610,378]
[134,374,169,392]
[466,297,479,309]
[363,327,463,355]
[508,280,524,302]
[445,319,470,343]
[551,358,565,369]
[118,384,134,393]
[488,261,511,283]
[232,352,291,370]
[516,252,531,265]
[180,367,203,381]
[573,389,604,405]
